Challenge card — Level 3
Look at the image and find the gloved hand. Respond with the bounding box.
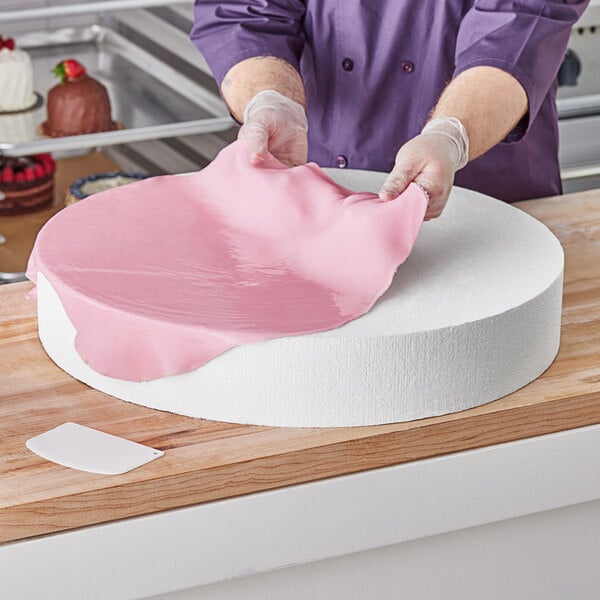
[238,89,308,167]
[379,117,469,220]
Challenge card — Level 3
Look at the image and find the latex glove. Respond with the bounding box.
[379,117,469,220]
[238,90,308,167]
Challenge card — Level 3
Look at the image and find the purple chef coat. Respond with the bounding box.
[191,0,588,202]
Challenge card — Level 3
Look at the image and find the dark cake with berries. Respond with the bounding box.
[41,59,117,137]
[0,154,55,215]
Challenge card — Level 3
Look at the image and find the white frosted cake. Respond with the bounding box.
[0,109,36,142]
[0,37,36,113]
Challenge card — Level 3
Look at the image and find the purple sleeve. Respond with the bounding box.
[191,0,307,86]
[454,0,589,141]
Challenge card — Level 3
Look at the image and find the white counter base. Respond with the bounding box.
[4,423,600,600]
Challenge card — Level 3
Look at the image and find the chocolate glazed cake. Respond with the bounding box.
[0,155,55,215]
[42,60,117,137]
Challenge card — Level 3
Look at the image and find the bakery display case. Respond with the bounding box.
[0,1,232,158]
[0,0,236,283]
[0,25,231,157]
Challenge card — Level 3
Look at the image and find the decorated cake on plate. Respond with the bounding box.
[41,59,117,137]
[0,154,55,215]
[0,35,37,113]
[0,108,37,143]
[65,171,149,205]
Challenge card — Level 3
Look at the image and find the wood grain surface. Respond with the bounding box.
[1,189,599,544]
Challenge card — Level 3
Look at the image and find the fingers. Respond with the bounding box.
[240,90,308,167]
[422,195,445,220]
[238,122,269,164]
[378,168,412,201]
[379,135,456,220]
[378,142,421,201]
[413,176,451,220]
[273,128,308,166]
[385,173,448,220]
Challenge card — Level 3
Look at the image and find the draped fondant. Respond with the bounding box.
[27,141,427,381]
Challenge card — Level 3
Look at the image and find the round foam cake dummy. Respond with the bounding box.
[27,142,564,427]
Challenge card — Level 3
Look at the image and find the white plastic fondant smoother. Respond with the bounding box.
[35,171,564,427]
[26,422,164,474]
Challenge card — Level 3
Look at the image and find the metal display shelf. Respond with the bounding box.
[0,25,233,157]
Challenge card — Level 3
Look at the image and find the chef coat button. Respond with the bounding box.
[401,61,415,73]
[341,58,354,72]
[336,155,348,169]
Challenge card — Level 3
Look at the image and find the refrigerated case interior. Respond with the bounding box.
[0,1,237,174]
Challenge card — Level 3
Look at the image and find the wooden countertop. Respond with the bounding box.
[1,188,599,545]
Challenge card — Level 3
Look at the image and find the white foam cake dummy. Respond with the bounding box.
[32,167,563,427]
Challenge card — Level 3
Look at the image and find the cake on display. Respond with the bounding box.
[0,35,37,113]
[0,109,37,143]
[65,171,149,205]
[41,59,117,137]
[0,154,55,215]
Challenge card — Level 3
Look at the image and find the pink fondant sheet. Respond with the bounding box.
[27,141,427,381]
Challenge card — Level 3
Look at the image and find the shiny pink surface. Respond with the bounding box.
[27,141,427,381]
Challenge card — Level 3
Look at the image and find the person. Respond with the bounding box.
[191,1,589,219]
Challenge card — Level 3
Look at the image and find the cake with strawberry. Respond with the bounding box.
[0,154,55,215]
[0,35,37,113]
[42,59,117,137]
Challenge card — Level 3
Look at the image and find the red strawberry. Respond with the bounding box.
[0,36,16,51]
[42,157,55,175]
[15,171,25,183]
[24,167,35,182]
[52,59,87,83]
[2,167,14,183]
[33,164,44,178]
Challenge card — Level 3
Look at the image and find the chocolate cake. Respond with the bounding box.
[42,59,117,137]
[0,154,55,215]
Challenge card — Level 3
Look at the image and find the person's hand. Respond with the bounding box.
[238,89,308,167]
[379,117,469,220]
